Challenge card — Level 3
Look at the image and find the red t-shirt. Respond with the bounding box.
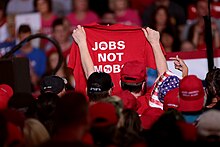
[68,23,158,95]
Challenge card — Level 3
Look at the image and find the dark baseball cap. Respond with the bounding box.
[87,72,113,93]
[40,75,66,94]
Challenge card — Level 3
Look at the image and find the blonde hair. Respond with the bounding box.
[23,118,50,147]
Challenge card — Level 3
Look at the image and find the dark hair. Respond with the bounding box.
[122,109,142,133]
[18,24,32,34]
[90,125,117,146]
[33,0,52,12]
[37,93,59,117]
[205,68,220,104]
[0,1,8,18]
[88,91,111,102]
[52,17,65,31]
[36,92,59,135]
[8,92,37,118]
[121,81,145,93]
[87,72,113,101]
[150,5,171,29]
[55,92,88,128]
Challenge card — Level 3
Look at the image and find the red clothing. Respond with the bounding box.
[66,11,100,28]
[116,9,142,26]
[41,14,58,35]
[40,14,58,48]
[68,23,158,96]
[137,93,150,115]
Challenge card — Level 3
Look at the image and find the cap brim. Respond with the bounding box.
[178,97,204,112]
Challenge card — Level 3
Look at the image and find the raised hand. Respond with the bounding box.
[142,27,160,45]
[169,55,188,77]
[72,25,87,45]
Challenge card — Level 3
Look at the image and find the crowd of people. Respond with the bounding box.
[1,0,220,146]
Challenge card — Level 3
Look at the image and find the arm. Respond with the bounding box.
[142,27,168,76]
[72,25,94,79]
[169,55,188,78]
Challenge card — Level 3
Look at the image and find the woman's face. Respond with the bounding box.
[74,0,88,11]
[161,32,174,51]
[53,25,69,44]
[114,0,128,10]
[49,52,59,69]
[155,8,168,25]
[36,0,50,14]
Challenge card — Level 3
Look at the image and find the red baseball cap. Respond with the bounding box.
[116,90,140,111]
[140,107,164,129]
[0,84,13,98]
[163,88,180,111]
[178,75,205,112]
[0,84,13,109]
[89,102,118,127]
[121,60,146,84]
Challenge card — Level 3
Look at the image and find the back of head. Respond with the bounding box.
[36,92,59,135]
[196,109,220,142]
[100,95,123,119]
[87,72,113,102]
[23,118,50,147]
[18,24,32,34]
[40,75,66,95]
[205,68,220,103]
[178,75,205,112]
[89,102,119,146]
[121,109,142,133]
[55,92,88,128]
[120,60,146,94]
[8,92,37,118]
[37,92,59,120]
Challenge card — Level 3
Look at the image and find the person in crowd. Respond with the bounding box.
[110,0,142,26]
[142,0,186,36]
[23,118,50,147]
[118,109,142,134]
[184,0,220,50]
[43,50,75,91]
[0,14,16,57]
[71,25,188,115]
[6,0,34,15]
[66,0,100,30]
[180,40,196,52]
[149,6,176,34]
[14,24,47,91]
[149,6,180,52]
[52,0,72,17]
[86,72,114,102]
[39,75,67,97]
[196,109,220,143]
[40,92,91,146]
[204,67,220,109]
[7,92,37,118]
[0,0,9,44]
[0,84,13,110]
[160,28,180,52]
[33,0,58,49]
[36,92,59,135]
[100,10,116,25]
[89,101,119,147]
[178,75,206,124]
[146,109,185,147]
[45,17,72,59]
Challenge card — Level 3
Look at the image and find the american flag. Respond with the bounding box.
[149,71,181,110]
